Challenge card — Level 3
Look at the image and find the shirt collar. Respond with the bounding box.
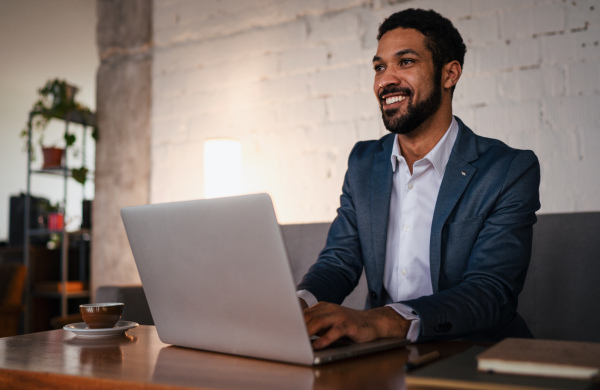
[390,116,459,177]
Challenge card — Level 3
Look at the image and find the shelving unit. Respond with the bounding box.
[23,108,95,333]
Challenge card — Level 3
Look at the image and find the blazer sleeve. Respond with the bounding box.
[401,149,541,342]
[296,143,365,304]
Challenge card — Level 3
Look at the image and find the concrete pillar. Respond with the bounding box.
[92,0,152,298]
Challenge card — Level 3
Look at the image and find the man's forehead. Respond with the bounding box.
[380,26,426,41]
[375,27,428,58]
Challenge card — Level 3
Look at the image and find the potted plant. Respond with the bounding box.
[20,78,97,185]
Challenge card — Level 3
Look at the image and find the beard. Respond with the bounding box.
[379,76,443,135]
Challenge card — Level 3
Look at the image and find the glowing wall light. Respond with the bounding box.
[203,138,242,198]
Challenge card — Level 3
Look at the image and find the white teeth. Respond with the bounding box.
[385,95,406,105]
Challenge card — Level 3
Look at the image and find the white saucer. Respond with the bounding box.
[63,321,139,338]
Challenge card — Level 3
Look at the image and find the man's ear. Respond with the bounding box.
[442,60,462,90]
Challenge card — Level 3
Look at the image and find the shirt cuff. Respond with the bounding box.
[296,290,318,308]
[386,303,420,342]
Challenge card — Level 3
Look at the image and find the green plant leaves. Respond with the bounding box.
[64,132,76,147]
[71,167,89,185]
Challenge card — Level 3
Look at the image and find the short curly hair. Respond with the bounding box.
[377,8,466,73]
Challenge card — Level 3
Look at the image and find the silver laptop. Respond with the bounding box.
[121,193,408,365]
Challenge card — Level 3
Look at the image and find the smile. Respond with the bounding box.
[385,95,407,105]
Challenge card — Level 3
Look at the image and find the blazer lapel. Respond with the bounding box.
[370,136,394,287]
[429,118,479,293]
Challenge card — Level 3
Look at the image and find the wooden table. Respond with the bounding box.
[0,325,480,390]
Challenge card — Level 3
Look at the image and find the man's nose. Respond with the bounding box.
[377,74,400,91]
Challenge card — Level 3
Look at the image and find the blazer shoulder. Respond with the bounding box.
[475,133,539,166]
[454,117,538,166]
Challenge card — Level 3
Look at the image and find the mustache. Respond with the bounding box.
[378,86,411,100]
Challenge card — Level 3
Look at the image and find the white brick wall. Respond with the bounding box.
[152,0,600,222]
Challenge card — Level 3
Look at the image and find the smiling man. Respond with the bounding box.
[297,8,541,348]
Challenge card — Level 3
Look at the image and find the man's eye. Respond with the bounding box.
[374,65,385,71]
[400,59,414,66]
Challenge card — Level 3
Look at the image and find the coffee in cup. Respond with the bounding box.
[79,303,124,329]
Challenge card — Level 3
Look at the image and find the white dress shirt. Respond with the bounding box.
[385,117,458,341]
[299,117,459,342]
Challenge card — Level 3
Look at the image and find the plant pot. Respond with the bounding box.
[42,147,64,168]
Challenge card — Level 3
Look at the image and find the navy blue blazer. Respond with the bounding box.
[298,117,541,342]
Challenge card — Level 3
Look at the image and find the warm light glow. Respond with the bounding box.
[203,138,242,198]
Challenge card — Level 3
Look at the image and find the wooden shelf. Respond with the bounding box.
[34,281,87,294]
[33,290,90,299]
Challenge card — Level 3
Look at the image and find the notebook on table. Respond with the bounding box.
[406,347,596,390]
[477,338,600,380]
[120,193,408,365]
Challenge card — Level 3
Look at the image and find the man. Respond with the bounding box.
[297,8,540,349]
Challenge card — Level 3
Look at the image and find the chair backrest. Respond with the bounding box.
[0,263,26,306]
[0,263,26,337]
[519,212,600,342]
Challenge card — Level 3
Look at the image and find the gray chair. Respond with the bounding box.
[282,215,600,343]
[519,212,600,342]
[280,222,368,310]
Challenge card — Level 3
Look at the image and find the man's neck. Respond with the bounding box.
[397,109,453,174]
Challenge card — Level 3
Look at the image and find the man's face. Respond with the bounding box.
[372,28,442,135]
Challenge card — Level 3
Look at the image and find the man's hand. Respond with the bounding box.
[303,302,411,349]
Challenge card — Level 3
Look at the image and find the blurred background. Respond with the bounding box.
[0,0,598,333]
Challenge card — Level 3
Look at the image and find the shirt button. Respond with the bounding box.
[408,184,414,190]
[401,269,407,276]
[404,225,410,232]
